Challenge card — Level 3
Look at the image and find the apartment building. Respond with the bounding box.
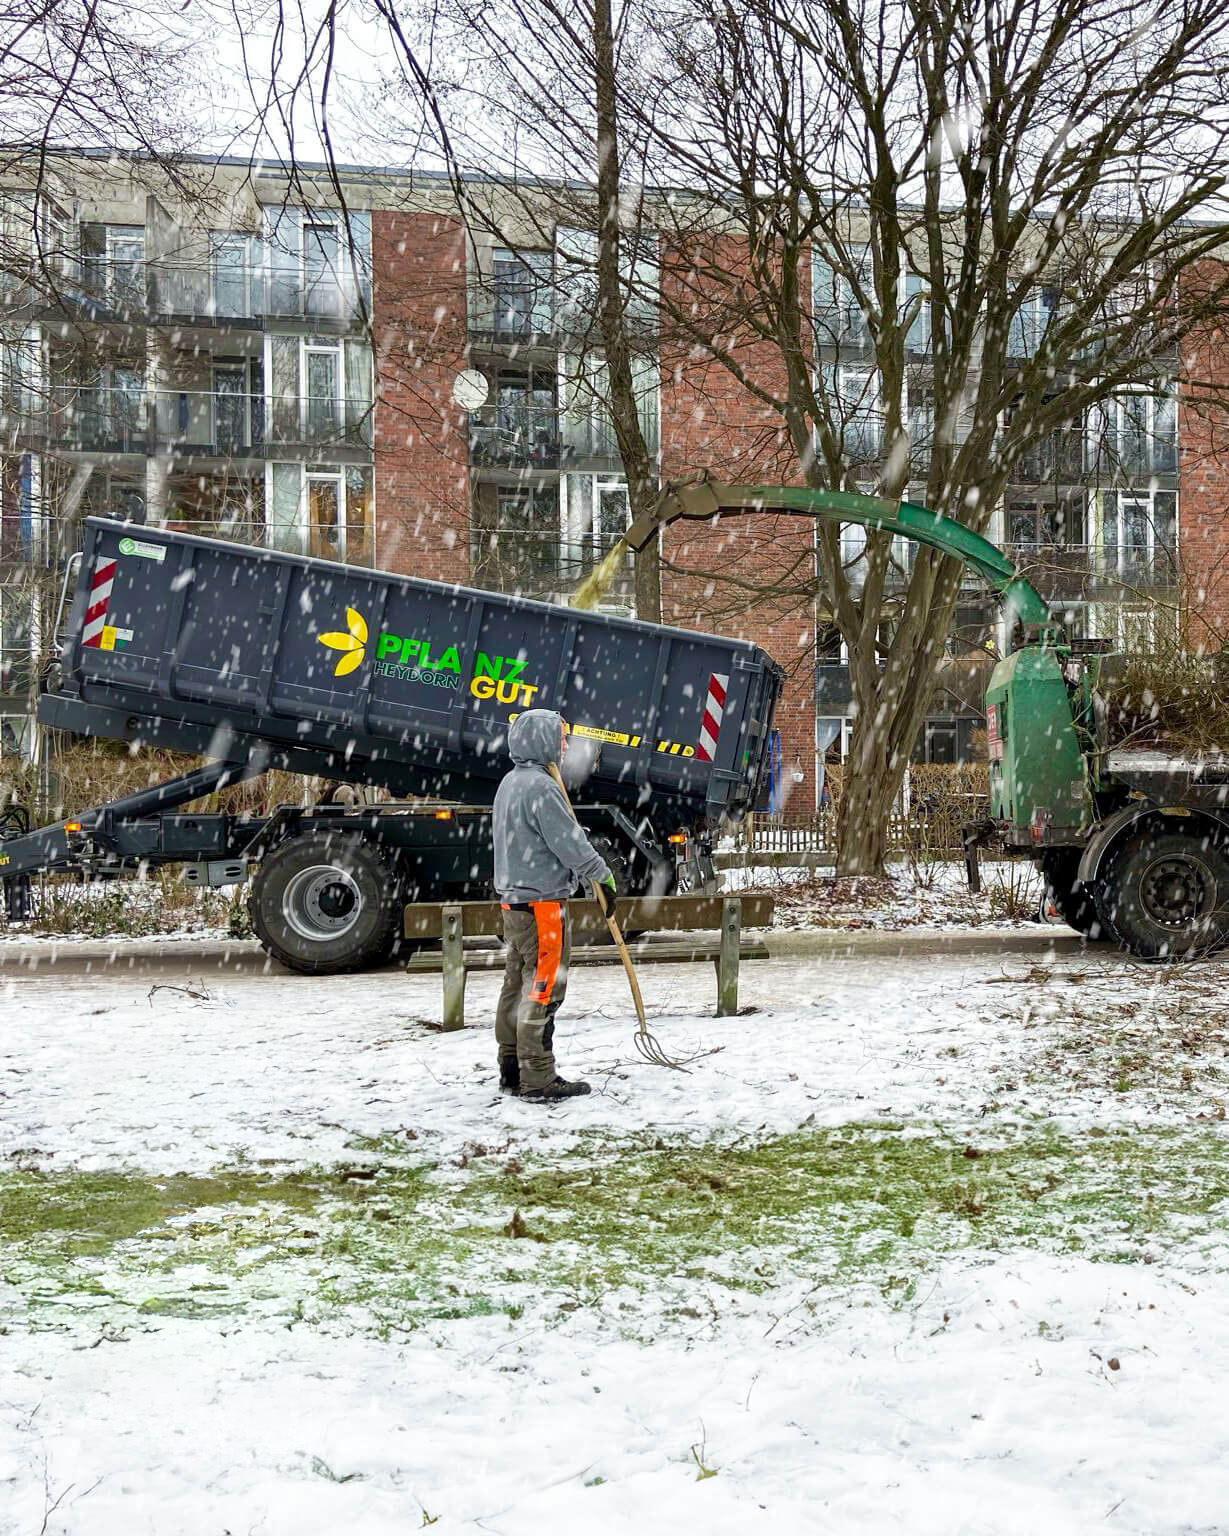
[0,151,1205,800]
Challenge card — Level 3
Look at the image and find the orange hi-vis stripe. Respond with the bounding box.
[529,901,564,1005]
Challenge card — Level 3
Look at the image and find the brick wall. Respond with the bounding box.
[371,211,471,583]
[1179,260,1229,653]
[658,236,818,808]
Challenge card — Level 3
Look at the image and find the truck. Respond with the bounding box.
[621,479,1229,962]
[0,512,785,972]
[5,477,1224,966]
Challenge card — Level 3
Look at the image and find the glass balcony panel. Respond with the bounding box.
[468,404,562,467]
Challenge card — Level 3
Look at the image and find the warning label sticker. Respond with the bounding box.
[571,723,643,748]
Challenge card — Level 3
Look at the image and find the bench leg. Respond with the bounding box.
[717,897,741,1017]
[441,903,466,1031]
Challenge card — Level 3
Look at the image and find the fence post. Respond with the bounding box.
[717,897,741,1017]
[440,903,466,1031]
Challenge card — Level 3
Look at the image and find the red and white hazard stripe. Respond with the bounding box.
[695,671,729,762]
[81,557,117,648]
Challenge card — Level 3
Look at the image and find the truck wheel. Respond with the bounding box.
[1040,850,1109,940]
[1095,829,1229,960]
[249,831,402,975]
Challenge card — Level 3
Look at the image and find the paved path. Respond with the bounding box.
[0,922,1099,980]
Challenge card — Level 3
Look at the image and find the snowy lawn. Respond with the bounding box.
[4,927,1229,1532]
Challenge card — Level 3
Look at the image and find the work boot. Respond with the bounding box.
[520,1076,592,1103]
[499,1057,520,1093]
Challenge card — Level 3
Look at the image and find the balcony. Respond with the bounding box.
[1004,541,1179,593]
[3,258,370,328]
[149,261,369,325]
[0,386,373,458]
[468,406,650,472]
[469,405,564,469]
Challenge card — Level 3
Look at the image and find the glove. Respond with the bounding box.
[596,873,620,925]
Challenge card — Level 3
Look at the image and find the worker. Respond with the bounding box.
[492,707,619,1102]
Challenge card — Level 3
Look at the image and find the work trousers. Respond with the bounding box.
[495,902,571,1091]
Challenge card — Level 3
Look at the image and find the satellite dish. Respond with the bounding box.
[452,369,489,410]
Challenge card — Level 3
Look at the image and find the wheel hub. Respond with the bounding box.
[1140,855,1210,929]
[282,864,363,941]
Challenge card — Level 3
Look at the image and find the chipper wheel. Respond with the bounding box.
[1093,826,1229,961]
[249,830,403,974]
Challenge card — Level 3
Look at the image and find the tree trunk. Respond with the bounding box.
[592,0,660,622]
[634,535,661,622]
[835,733,901,874]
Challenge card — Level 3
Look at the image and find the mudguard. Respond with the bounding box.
[1077,802,1229,885]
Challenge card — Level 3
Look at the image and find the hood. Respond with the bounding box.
[507,708,564,767]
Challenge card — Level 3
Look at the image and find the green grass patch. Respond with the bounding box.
[3,1124,1228,1337]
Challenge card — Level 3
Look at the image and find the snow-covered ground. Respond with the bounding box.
[4,909,1229,1533]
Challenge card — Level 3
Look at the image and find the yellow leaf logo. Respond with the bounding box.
[318,607,368,678]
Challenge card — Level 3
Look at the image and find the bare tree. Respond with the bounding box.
[419,0,1229,869]
[229,0,1229,871]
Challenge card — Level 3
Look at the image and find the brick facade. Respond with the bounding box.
[1179,260,1229,653]
[658,238,818,808]
[371,211,471,583]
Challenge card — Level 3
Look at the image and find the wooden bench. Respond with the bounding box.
[402,894,773,1031]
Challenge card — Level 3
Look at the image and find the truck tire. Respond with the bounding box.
[1040,850,1109,940]
[249,831,402,974]
[1094,828,1229,961]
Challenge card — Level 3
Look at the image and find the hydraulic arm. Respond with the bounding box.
[626,477,1053,632]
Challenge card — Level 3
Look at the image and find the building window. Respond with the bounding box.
[1101,489,1177,584]
[492,249,553,338]
[264,207,370,320]
[81,225,145,311]
[561,473,633,606]
[1008,286,1060,358]
[473,485,561,597]
[266,336,371,447]
[1092,391,1177,478]
[813,246,874,352]
[821,365,883,463]
[211,233,258,318]
[268,462,373,564]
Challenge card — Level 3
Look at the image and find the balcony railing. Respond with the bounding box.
[0,258,371,326]
[468,405,652,469]
[149,262,370,323]
[1004,541,1179,588]
[0,387,373,455]
[469,405,564,468]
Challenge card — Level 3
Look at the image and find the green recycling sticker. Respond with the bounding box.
[118,537,166,563]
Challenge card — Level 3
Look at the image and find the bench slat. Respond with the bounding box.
[405,940,770,973]
[403,892,774,940]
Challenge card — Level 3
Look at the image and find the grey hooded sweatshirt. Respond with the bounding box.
[492,709,612,903]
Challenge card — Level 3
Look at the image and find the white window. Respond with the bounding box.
[813,245,874,351]
[1008,286,1060,358]
[264,208,371,319]
[561,351,659,462]
[105,227,145,310]
[561,473,633,608]
[267,462,374,564]
[211,233,258,318]
[266,336,370,448]
[820,364,883,462]
[1100,489,1177,583]
[1092,391,1177,478]
[492,248,553,338]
